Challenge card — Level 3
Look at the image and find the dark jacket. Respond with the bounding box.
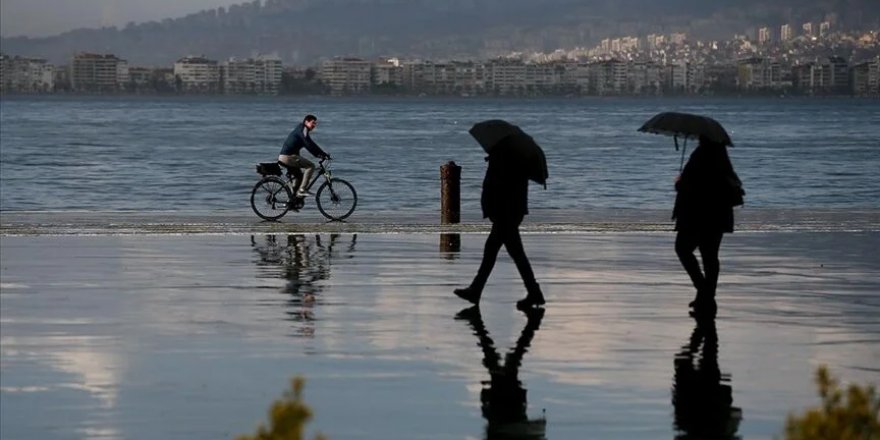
[279,123,328,158]
[673,142,742,233]
[481,150,529,222]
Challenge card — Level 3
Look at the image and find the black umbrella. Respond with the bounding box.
[469,120,548,187]
[638,112,734,171]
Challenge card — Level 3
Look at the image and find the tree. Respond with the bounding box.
[785,366,880,440]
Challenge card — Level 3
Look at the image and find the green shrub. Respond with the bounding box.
[238,376,326,440]
[785,366,880,440]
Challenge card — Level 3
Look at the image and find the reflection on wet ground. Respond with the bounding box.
[456,305,547,440]
[1,232,878,440]
[673,316,742,440]
[251,234,358,337]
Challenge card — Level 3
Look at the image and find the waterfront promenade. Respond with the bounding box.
[1,210,878,439]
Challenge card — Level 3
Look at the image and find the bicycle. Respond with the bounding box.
[251,158,358,221]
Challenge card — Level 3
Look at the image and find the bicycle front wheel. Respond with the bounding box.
[315,178,357,221]
[251,176,293,221]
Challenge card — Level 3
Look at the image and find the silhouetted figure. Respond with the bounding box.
[673,136,743,317]
[251,234,357,336]
[456,306,546,440]
[672,316,742,440]
[455,146,544,310]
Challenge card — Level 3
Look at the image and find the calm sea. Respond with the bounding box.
[1,96,878,214]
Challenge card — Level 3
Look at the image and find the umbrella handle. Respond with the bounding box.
[679,137,688,172]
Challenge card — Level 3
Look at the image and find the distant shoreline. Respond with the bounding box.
[1,93,875,100]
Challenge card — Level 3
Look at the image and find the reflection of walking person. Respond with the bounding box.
[455,306,546,439]
[672,316,742,439]
[454,145,545,310]
[673,136,744,317]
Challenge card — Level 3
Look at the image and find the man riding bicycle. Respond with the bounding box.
[278,114,330,197]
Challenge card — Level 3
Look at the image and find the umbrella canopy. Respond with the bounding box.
[469,119,548,186]
[638,112,733,147]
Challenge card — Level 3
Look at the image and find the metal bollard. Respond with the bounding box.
[440,161,461,224]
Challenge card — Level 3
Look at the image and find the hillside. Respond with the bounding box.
[1,0,878,66]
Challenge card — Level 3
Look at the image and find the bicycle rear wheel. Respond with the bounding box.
[315,178,357,221]
[251,176,293,221]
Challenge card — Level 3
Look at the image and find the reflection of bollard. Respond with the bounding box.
[440,161,461,224]
[440,233,461,258]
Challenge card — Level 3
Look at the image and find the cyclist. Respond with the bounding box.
[278,114,330,197]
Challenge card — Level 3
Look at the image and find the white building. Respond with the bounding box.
[0,53,55,93]
[371,58,403,88]
[173,56,220,93]
[780,24,793,41]
[221,55,282,94]
[670,33,687,45]
[802,22,814,37]
[757,27,771,44]
[320,58,371,95]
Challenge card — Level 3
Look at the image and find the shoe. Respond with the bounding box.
[516,283,546,310]
[296,189,313,197]
[689,298,717,319]
[454,305,481,321]
[453,286,481,305]
[688,288,712,308]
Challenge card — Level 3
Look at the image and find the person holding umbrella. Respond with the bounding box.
[454,120,548,310]
[673,135,744,316]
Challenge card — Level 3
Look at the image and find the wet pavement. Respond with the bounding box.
[1,231,878,439]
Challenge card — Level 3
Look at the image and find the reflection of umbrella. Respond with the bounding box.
[638,112,733,171]
[469,120,549,187]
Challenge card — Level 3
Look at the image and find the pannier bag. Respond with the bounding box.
[256,162,282,176]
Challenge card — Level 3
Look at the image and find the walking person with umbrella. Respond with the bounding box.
[454,120,548,310]
[639,113,745,317]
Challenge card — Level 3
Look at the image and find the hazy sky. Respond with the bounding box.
[1,0,243,38]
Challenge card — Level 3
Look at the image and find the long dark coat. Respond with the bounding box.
[480,150,529,222]
[673,142,742,233]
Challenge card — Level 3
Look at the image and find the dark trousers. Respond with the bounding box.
[675,230,724,298]
[471,217,538,291]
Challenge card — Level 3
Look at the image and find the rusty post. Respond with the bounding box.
[440,161,461,224]
[439,233,461,257]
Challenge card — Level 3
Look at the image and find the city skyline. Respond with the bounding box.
[2,0,879,66]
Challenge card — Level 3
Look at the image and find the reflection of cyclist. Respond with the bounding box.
[278,114,330,197]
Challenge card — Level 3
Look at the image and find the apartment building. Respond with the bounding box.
[372,58,403,88]
[666,61,703,93]
[522,63,561,94]
[591,59,628,94]
[0,53,55,93]
[792,57,849,94]
[486,60,526,95]
[320,58,371,95]
[704,64,738,92]
[852,56,879,96]
[561,62,590,94]
[220,55,282,94]
[627,61,662,94]
[757,27,771,45]
[71,52,128,93]
[780,24,793,41]
[173,56,220,93]
[737,58,790,90]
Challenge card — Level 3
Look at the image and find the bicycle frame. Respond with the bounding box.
[285,159,332,196]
